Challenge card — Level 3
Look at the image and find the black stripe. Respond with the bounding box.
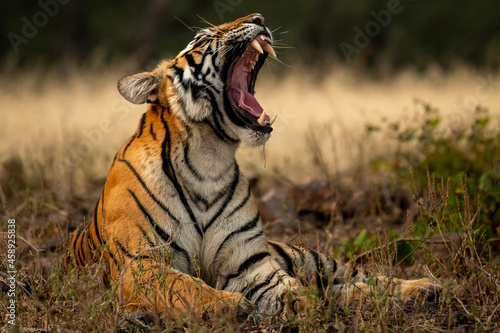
[269,242,294,275]
[290,245,306,265]
[254,278,281,306]
[206,89,239,143]
[101,191,106,232]
[128,189,190,267]
[121,134,137,158]
[209,161,236,182]
[210,41,221,73]
[194,52,221,95]
[128,189,166,241]
[87,228,97,254]
[203,164,240,232]
[183,143,204,181]
[176,53,206,101]
[190,192,209,210]
[107,249,119,268]
[110,152,118,169]
[72,227,84,265]
[160,112,203,237]
[246,230,263,244]
[309,250,324,290]
[244,270,278,301]
[72,226,84,253]
[185,185,229,212]
[115,240,151,261]
[118,158,180,225]
[92,198,103,245]
[168,278,178,306]
[221,252,270,290]
[137,223,156,248]
[203,119,236,142]
[77,230,86,265]
[149,123,157,141]
[137,113,147,137]
[112,248,128,267]
[184,78,204,101]
[200,73,220,95]
[227,186,251,218]
[214,212,260,262]
[184,51,202,75]
[115,240,134,258]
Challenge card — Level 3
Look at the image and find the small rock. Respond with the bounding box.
[287,180,339,215]
[257,187,297,225]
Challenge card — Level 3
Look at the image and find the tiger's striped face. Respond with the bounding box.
[118,14,277,146]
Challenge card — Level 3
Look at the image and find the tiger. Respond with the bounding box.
[68,13,441,319]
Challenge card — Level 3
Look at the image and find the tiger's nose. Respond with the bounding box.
[251,14,264,25]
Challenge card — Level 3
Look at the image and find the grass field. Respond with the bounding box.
[1,64,500,331]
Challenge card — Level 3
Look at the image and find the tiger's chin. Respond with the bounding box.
[239,128,272,147]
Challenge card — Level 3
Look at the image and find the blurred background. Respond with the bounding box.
[2,0,500,72]
[1,0,500,206]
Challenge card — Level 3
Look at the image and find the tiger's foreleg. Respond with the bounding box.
[68,221,254,319]
[267,240,346,290]
[115,257,254,319]
[267,241,441,304]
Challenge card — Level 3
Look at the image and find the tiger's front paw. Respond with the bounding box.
[400,278,442,302]
[214,290,256,320]
[277,290,308,321]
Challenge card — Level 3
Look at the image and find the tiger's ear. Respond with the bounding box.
[117,72,161,104]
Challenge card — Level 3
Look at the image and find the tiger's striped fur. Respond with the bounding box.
[68,14,441,318]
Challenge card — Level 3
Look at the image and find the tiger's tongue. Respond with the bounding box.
[231,88,263,117]
[230,59,264,118]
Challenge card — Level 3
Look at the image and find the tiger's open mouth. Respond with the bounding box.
[226,34,277,134]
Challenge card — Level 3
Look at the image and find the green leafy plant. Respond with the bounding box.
[367,101,500,241]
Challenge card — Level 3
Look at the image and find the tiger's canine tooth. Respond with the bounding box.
[250,39,264,54]
[263,43,277,58]
[257,110,267,125]
[269,113,278,125]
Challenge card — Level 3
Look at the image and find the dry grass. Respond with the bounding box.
[1,64,500,331]
[2,64,500,180]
